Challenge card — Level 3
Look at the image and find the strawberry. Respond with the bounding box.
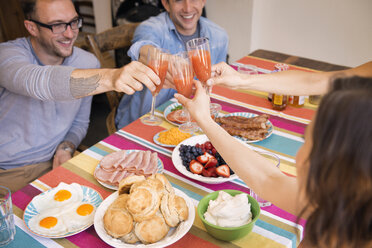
[202,167,217,177]
[216,165,230,178]
[209,167,219,177]
[204,157,218,169]
[189,160,203,174]
[197,152,214,164]
[204,141,213,151]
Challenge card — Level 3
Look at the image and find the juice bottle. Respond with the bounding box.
[269,63,290,102]
[272,94,287,110]
[288,95,305,107]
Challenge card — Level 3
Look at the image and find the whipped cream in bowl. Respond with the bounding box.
[204,191,252,227]
[197,190,260,241]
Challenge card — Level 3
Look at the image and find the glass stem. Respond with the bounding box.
[150,95,157,119]
[204,83,212,96]
[184,107,191,124]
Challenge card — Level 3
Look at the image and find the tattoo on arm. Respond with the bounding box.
[70,74,101,98]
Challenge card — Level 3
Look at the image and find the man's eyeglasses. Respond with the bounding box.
[29,17,83,34]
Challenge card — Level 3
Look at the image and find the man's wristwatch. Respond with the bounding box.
[62,146,74,154]
[59,143,75,156]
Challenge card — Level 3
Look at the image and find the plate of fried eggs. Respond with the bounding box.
[23,182,103,238]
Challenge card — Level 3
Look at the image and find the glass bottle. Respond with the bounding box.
[272,94,287,110]
[269,63,290,101]
[271,63,289,110]
[288,95,305,107]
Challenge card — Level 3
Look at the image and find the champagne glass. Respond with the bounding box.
[186,37,216,124]
[171,51,199,133]
[141,47,169,126]
[186,37,212,94]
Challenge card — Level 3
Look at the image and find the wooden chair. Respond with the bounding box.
[86,22,140,135]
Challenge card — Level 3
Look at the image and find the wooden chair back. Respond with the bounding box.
[86,22,139,69]
[86,22,140,134]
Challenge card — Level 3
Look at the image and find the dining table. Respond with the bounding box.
[7,50,343,248]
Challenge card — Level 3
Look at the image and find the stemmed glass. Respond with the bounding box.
[141,47,169,126]
[186,37,212,94]
[170,51,199,133]
[186,37,219,125]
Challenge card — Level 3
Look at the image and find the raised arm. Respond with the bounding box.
[175,81,306,216]
[207,61,372,95]
[0,42,160,100]
[70,61,160,98]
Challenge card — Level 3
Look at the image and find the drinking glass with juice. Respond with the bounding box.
[141,47,169,126]
[171,51,198,133]
[186,37,212,94]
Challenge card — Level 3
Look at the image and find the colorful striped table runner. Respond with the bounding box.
[9,55,316,248]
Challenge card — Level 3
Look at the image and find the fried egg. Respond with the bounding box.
[32,183,83,211]
[28,208,68,236]
[62,202,96,231]
[28,183,97,236]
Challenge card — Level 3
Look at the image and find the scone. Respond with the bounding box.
[153,173,174,194]
[135,212,169,244]
[108,193,129,210]
[118,175,146,195]
[160,193,189,227]
[127,186,160,222]
[131,177,165,197]
[103,207,133,238]
[120,230,140,244]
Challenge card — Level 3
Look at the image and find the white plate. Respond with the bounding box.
[95,150,164,191]
[153,130,177,148]
[23,185,103,238]
[172,135,238,184]
[163,102,182,126]
[221,112,273,143]
[94,188,195,247]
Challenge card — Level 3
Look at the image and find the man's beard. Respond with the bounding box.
[39,36,75,60]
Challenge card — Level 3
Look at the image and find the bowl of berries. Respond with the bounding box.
[172,135,238,184]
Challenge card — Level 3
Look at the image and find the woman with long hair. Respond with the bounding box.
[175,76,372,247]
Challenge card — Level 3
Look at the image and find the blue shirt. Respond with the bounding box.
[115,12,228,129]
[0,37,100,169]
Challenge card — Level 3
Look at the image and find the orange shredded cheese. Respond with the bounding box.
[158,128,191,145]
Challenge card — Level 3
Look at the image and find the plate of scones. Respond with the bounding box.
[94,174,195,247]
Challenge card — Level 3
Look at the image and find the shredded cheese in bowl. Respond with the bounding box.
[158,128,191,146]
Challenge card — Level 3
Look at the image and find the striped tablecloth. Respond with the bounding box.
[9,55,318,248]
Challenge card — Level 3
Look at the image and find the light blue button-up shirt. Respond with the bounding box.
[115,12,229,129]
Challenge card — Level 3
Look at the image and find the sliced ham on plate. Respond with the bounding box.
[94,150,161,187]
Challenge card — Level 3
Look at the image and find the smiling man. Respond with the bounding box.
[0,0,160,192]
[115,0,229,129]
[25,0,80,64]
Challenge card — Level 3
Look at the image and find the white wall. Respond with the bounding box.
[206,0,372,67]
[92,0,112,33]
[205,0,253,64]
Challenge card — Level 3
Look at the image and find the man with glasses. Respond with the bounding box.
[28,16,83,35]
[0,0,160,192]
